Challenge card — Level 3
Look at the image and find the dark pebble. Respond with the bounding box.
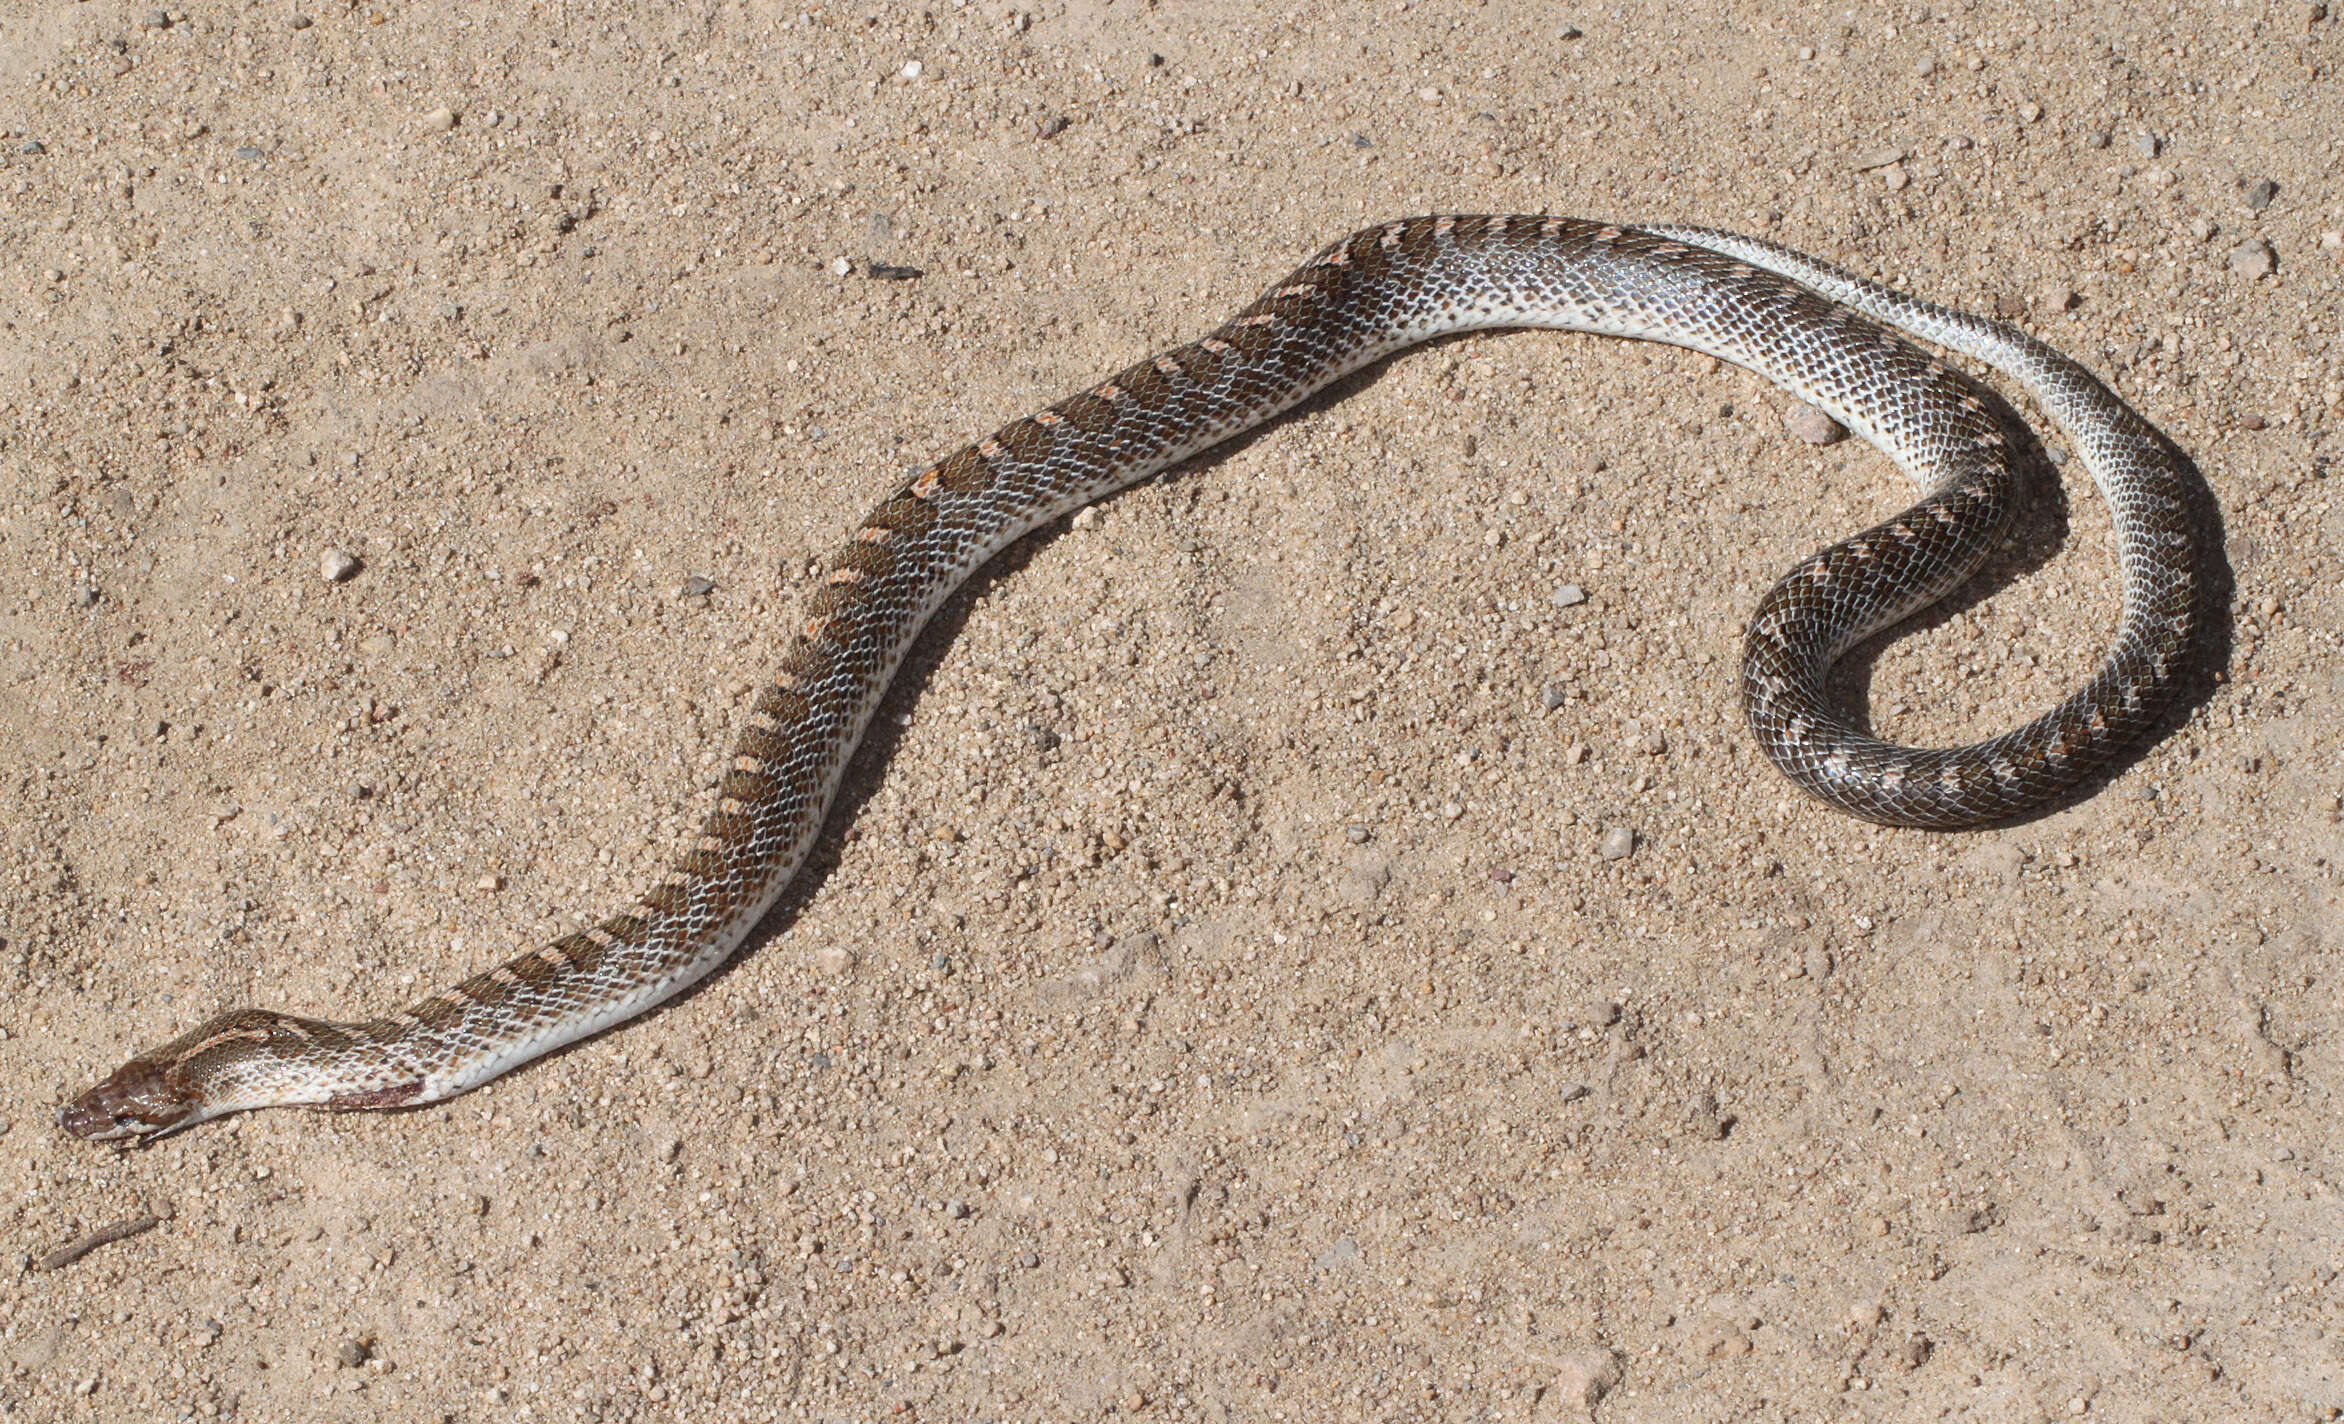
[680,574,716,597]
[19,140,46,156]
[1037,115,1069,139]
[2240,176,2279,211]
[865,261,923,281]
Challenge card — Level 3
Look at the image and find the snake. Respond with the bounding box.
[60,216,2199,1141]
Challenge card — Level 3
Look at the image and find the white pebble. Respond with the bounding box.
[320,549,362,583]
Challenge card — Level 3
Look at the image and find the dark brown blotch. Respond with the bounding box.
[554,930,607,975]
[755,684,812,723]
[866,490,940,538]
[1114,358,1176,403]
[736,725,794,762]
[832,541,892,580]
[1052,391,1119,433]
[994,417,1054,461]
[602,914,652,947]
[934,445,992,494]
[641,880,693,916]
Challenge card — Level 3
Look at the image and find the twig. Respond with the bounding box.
[37,1213,162,1271]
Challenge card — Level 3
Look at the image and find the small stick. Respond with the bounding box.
[38,1213,163,1271]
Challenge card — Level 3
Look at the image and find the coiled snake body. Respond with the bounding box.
[63,217,2198,1141]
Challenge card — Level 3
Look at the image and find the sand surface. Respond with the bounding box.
[2,0,2340,1420]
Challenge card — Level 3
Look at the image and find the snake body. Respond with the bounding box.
[62,217,2198,1141]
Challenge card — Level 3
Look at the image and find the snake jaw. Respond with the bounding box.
[59,1058,209,1143]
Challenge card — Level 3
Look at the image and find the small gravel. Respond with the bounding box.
[424,106,458,133]
[2239,176,2279,211]
[1598,826,1636,860]
[1549,582,1586,608]
[319,548,362,583]
[2133,131,2161,158]
[679,574,716,597]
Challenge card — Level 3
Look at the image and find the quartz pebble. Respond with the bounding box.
[424,106,458,132]
[1550,583,1586,608]
[2229,238,2276,280]
[1598,827,1635,861]
[1783,401,1846,445]
[320,548,362,583]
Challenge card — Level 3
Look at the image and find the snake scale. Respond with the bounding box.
[62,216,2198,1141]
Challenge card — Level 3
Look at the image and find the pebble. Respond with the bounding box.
[1851,147,1904,173]
[1558,1082,1590,1103]
[1037,115,1070,140]
[1549,582,1586,608]
[1345,824,1370,844]
[336,1340,370,1368]
[424,106,458,133]
[814,945,856,976]
[2229,237,2276,280]
[945,1200,970,1219]
[2086,130,2110,149]
[19,140,46,156]
[1634,724,1668,756]
[1598,826,1636,861]
[1586,999,1622,1027]
[140,10,170,28]
[2239,176,2278,212]
[320,548,362,583]
[1912,56,1935,76]
[1878,162,1909,192]
[73,585,100,608]
[829,257,853,276]
[2134,132,2160,159]
[1549,1347,1622,1411]
[234,145,264,161]
[1783,401,1846,445]
[1541,682,1569,710]
[1689,1091,1728,1140]
[865,261,923,282]
[900,60,922,79]
[290,13,312,28]
[680,574,716,597]
[2039,284,2079,313]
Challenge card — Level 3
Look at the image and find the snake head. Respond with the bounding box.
[59,1058,206,1143]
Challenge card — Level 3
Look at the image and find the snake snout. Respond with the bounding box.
[59,1061,199,1142]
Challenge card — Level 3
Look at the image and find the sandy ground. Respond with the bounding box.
[1,0,2339,1420]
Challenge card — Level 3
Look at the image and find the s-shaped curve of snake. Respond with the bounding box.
[62,216,2200,1141]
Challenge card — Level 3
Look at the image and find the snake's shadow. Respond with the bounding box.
[532,331,2233,1078]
